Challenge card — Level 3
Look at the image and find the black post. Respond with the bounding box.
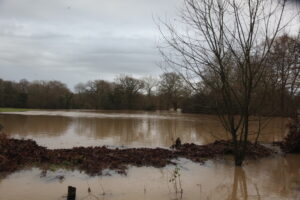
[67,186,76,200]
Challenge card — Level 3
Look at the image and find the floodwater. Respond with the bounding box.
[0,110,290,149]
[0,110,299,200]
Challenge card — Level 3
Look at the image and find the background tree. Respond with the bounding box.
[158,72,189,110]
[115,75,144,109]
[142,76,158,110]
[266,34,300,116]
[27,81,71,109]
[74,83,88,108]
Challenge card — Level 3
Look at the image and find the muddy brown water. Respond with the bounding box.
[0,110,290,148]
[0,110,299,200]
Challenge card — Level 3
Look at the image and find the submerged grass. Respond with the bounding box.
[0,108,32,112]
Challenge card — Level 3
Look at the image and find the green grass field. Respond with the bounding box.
[0,108,32,112]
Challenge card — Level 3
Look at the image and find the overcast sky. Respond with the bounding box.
[0,0,182,89]
[0,0,298,89]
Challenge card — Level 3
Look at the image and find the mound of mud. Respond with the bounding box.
[0,135,274,175]
[175,140,273,162]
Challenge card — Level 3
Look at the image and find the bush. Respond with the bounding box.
[281,119,300,153]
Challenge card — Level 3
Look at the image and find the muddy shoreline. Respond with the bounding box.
[0,134,274,175]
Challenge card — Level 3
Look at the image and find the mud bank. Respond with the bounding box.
[280,121,300,153]
[0,134,274,175]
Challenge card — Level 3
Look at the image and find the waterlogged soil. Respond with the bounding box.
[0,135,274,176]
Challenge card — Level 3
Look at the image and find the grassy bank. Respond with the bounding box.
[0,108,32,112]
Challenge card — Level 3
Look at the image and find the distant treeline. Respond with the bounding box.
[0,73,196,112]
[0,34,299,115]
[0,71,296,116]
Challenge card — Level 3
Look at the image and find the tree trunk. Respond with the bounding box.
[234,151,244,166]
[232,131,245,166]
[173,101,178,111]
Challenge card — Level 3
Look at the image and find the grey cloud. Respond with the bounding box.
[0,0,182,88]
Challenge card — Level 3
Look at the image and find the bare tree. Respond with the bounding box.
[159,0,294,165]
[143,76,158,97]
[159,72,189,111]
[266,33,300,116]
[142,76,159,110]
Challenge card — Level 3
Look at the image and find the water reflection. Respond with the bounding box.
[0,114,71,137]
[0,111,290,149]
[226,155,300,200]
[230,167,249,200]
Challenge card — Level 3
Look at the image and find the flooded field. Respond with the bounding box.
[0,110,299,200]
[0,110,290,149]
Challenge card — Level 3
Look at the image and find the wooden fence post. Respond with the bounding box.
[67,186,76,200]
